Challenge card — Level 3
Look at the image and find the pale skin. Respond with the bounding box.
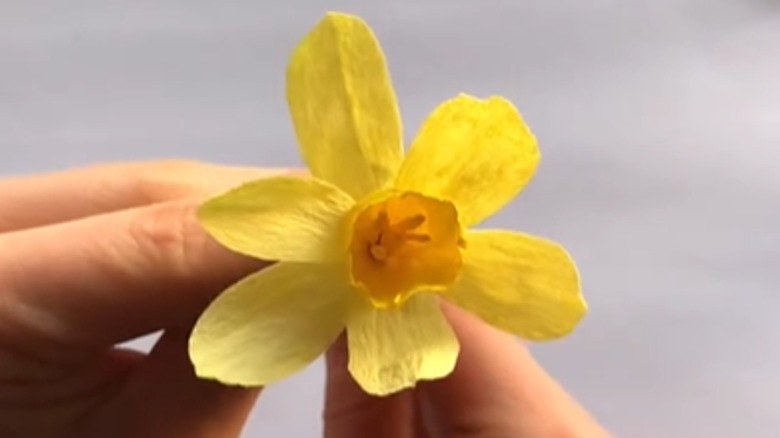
[0,161,610,438]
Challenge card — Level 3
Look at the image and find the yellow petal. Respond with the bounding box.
[395,94,539,227]
[198,176,354,263]
[286,12,404,200]
[346,294,459,396]
[446,230,586,340]
[189,262,348,386]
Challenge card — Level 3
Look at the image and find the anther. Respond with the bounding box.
[404,232,431,242]
[395,214,426,231]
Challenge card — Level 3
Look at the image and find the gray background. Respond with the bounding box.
[1,1,778,437]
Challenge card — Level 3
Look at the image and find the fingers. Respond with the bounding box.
[417,303,609,438]
[0,349,140,435]
[323,303,607,438]
[0,160,277,233]
[79,330,260,438]
[323,335,428,438]
[0,199,264,361]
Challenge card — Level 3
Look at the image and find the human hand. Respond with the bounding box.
[0,161,608,437]
[324,302,610,438]
[0,161,268,437]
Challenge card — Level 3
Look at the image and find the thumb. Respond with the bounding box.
[417,302,609,437]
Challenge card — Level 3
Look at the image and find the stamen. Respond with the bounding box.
[404,232,431,242]
[366,211,431,262]
[395,214,426,231]
[376,210,390,228]
[369,244,388,260]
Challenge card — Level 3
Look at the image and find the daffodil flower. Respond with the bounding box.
[188,11,587,396]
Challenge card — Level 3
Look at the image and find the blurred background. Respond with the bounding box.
[1,1,778,436]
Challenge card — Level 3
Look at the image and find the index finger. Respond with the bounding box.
[0,160,272,233]
[0,199,263,359]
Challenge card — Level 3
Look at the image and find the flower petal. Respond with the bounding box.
[189,262,348,386]
[395,94,539,227]
[198,176,354,263]
[346,294,459,396]
[446,230,586,340]
[286,12,404,200]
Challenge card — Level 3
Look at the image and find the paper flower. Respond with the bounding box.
[188,11,587,396]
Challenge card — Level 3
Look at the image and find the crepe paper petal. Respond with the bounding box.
[395,94,539,227]
[346,293,459,396]
[287,12,404,200]
[446,230,586,340]
[198,176,354,263]
[189,262,349,386]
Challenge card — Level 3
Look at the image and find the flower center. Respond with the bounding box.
[349,192,463,307]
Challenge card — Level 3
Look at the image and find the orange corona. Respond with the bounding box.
[349,192,464,306]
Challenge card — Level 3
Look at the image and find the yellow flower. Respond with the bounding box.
[188,11,587,396]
